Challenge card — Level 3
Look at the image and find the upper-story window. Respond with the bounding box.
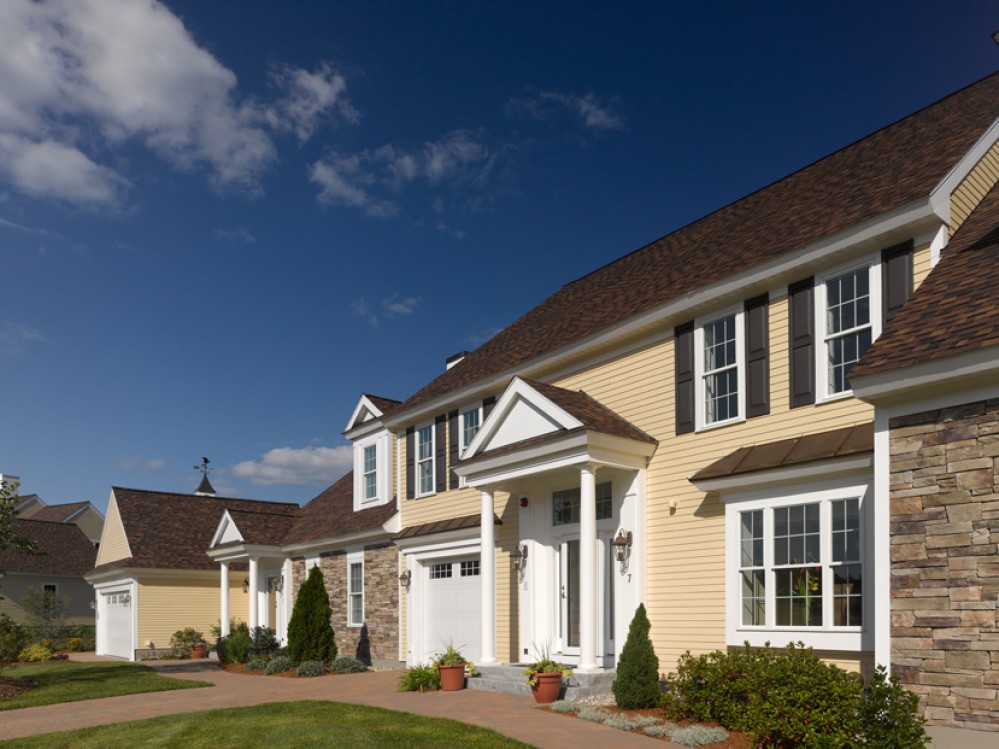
[417,423,434,496]
[353,432,390,509]
[815,261,881,400]
[694,308,745,429]
[362,445,377,501]
[461,405,481,450]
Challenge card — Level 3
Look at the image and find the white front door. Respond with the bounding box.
[559,538,581,655]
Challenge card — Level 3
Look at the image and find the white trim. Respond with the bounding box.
[209,510,243,548]
[929,114,999,225]
[459,403,483,452]
[344,394,388,437]
[929,222,948,268]
[722,476,873,652]
[384,200,938,428]
[347,549,364,628]
[694,304,746,431]
[281,522,397,554]
[814,254,882,402]
[353,431,391,510]
[93,577,138,661]
[852,345,999,403]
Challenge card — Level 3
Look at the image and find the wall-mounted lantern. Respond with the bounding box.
[398,569,411,587]
[612,529,633,566]
[511,543,529,571]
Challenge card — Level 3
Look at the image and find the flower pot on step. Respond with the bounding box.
[189,644,207,659]
[439,664,466,691]
[531,672,563,703]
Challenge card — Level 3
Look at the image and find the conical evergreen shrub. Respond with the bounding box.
[287,565,337,663]
[612,603,661,708]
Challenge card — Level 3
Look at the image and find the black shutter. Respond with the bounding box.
[744,294,770,418]
[788,278,815,408]
[482,396,496,419]
[434,414,447,494]
[448,410,460,490]
[882,239,914,323]
[405,427,415,500]
[675,321,695,435]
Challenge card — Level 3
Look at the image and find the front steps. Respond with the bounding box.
[468,664,616,701]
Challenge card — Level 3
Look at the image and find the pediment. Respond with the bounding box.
[209,510,244,548]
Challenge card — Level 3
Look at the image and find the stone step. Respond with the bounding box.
[468,664,616,700]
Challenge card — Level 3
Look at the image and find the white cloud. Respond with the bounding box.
[0,215,60,238]
[232,446,352,486]
[0,0,354,206]
[310,130,495,216]
[381,295,420,317]
[0,322,45,353]
[352,294,421,326]
[509,90,624,133]
[120,457,166,472]
[213,227,256,244]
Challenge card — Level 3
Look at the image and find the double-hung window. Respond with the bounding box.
[695,309,744,429]
[362,445,377,501]
[817,261,880,399]
[460,406,481,451]
[353,433,389,509]
[348,553,364,627]
[416,424,434,496]
[727,482,868,650]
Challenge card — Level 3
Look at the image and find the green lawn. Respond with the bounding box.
[0,662,211,710]
[0,701,534,748]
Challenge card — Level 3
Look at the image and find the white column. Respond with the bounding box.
[261,575,270,630]
[248,557,259,630]
[480,488,497,664]
[579,464,598,671]
[220,562,230,636]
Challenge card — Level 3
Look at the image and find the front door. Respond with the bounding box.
[559,538,581,655]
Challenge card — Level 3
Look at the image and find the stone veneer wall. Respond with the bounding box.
[889,398,999,732]
[290,542,399,665]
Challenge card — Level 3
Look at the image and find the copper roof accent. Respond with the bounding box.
[29,502,92,522]
[399,73,999,413]
[394,513,501,541]
[283,471,397,546]
[222,509,298,546]
[364,394,403,418]
[0,519,97,576]
[853,181,999,378]
[690,423,873,483]
[91,488,298,574]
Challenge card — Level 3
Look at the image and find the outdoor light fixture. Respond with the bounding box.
[270,575,284,593]
[398,569,411,586]
[612,529,633,563]
[120,593,131,605]
[511,543,529,571]
[242,577,249,594]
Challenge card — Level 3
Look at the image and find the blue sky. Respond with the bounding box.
[2,0,998,512]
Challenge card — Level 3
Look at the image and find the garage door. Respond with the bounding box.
[101,592,132,659]
[423,557,481,662]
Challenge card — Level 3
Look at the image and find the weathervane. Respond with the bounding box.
[194,457,211,477]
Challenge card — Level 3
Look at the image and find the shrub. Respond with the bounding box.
[612,603,660,709]
[0,615,28,675]
[216,628,252,665]
[287,565,336,664]
[857,665,927,748]
[669,726,730,747]
[66,637,84,651]
[549,700,580,714]
[602,714,643,730]
[264,655,294,675]
[643,724,674,738]
[663,642,866,749]
[249,626,279,658]
[169,628,206,658]
[20,587,69,640]
[330,656,366,674]
[297,660,328,677]
[577,707,610,723]
[397,664,440,692]
[245,657,268,671]
[19,643,53,662]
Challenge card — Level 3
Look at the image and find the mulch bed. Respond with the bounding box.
[549,704,751,748]
[0,676,34,701]
[219,663,347,679]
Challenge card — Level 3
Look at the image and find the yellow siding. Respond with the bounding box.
[912,243,932,290]
[137,574,247,648]
[96,495,130,566]
[72,508,105,544]
[950,138,999,234]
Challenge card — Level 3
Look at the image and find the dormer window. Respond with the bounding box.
[362,444,377,500]
[353,432,390,509]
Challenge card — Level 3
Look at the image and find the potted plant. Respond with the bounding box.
[433,643,476,691]
[170,628,207,659]
[523,643,572,704]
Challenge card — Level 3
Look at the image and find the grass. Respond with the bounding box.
[0,700,534,748]
[0,662,211,710]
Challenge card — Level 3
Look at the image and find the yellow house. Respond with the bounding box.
[369,69,999,737]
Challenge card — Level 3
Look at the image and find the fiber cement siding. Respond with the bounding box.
[137,574,247,649]
[95,496,130,566]
[951,138,999,234]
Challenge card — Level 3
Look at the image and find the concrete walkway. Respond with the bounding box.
[0,655,672,748]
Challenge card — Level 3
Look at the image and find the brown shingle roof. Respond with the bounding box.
[0,519,96,576]
[29,502,92,523]
[401,72,999,412]
[92,488,298,573]
[365,394,403,418]
[223,509,298,546]
[525,380,657,445]
[852,181,999,378]
[690,423,873,483]
[283,472,397,546]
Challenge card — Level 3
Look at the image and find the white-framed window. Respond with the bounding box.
[347,552,364,627]
[695,307,745,429]
[552,482,613,526]
[416,423,435,496]
[353,432,390,509]
[725,478,869,651]
[816,259,881,400]
[460,405,482,451]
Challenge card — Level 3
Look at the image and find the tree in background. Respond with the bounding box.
[612,603,661,709]
[0,614,28,675]
[287,565,337,663]
[21,587,71,640]
[0,480,37,574]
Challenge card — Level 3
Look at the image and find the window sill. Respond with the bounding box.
[729,627,864,652]
[695,415,746,433]
[815,389,855,405]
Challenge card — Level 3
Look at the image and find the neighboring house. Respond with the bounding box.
[0,519,98,625]
[20,501,105,546]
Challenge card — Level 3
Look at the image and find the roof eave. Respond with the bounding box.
[852,345,999,405]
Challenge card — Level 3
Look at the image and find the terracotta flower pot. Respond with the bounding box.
[530,672,563,703]
[439,664,466,691]
[189,644,207,659]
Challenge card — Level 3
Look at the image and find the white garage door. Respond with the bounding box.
[423,557,481,662]
[101,592,132,659]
